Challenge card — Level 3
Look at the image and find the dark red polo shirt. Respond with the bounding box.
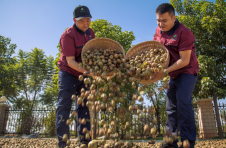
[153,20,199,79]
[58,24,95,77]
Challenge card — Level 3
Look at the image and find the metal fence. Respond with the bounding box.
[98,110,157,139]
[193,106,199,136]
[2,103,225,138]
[213,103,226,136]
[1,106,78,138]
[2,106,159,139]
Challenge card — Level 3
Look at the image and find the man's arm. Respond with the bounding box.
[66,56,91,76]
[166,50,191,73]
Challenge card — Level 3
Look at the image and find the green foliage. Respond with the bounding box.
[43,109,57,137]
[16,108,33,135]
[0,35,16,66]
[40,44,60,106]
[0,35,17,97]
[194,55,226,99]
[144,81,168,134]
[41,29,68,106]
[1,46,54,109]
[16,108,43,135]
[90,19,135,52]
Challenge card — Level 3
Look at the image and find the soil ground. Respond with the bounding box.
[0,137,226,148]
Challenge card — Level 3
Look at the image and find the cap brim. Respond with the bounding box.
[75,14,92,19]
[75,17,84,21]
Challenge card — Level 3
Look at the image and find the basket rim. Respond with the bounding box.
[82,37,125,57]
[125,40,168,59]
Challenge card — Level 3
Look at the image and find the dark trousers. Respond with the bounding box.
[166,73,197,148]
[56,70,91,147]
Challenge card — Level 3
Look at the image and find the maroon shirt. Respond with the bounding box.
[58,24,95,77]
[153,20,199,79]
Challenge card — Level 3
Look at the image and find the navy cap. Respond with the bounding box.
[73,5,92,18]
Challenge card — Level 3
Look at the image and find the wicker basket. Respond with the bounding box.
[125,40,170,85]
[82,37,125,78]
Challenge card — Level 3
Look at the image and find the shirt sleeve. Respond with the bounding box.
[60,32,76,57]
[178,29,195,51]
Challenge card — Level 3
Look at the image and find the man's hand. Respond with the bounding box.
[152,69,167,82]
[87,72,93,77]
[154,49,191,81]
[66,56,88,74]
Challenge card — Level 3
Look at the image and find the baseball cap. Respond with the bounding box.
[73,5,92,19]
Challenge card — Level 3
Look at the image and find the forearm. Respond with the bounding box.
[166,59,189,73]
[68,60,88,74]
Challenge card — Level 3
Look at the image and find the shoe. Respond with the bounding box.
[149,140,155,144]
[162,143,177,148]
[79,140,90,146]
[58,145,66,148]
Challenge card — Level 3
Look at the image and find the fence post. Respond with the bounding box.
[194,98,217,139]
[0,103,10,135]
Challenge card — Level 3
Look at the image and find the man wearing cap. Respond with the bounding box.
[153,3,199,148]
[56,5,95,147]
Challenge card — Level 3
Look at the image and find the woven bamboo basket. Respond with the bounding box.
[125,40,170,85]
[82,37,125,79]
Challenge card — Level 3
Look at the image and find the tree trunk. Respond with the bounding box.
[213,91,223,138]
[75,118,77,137]
[115,106,119,134]
[92,107,97,140]
[155,107,161,134]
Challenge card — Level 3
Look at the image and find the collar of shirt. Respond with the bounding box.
[160,19,180,36]
[73,24,91,35]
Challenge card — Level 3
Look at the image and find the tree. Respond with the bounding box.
[170,0,226,138]
[40,44,60,106]
[144,81,168,134]
[0,35,17,97]
[0,35,16,68]
[1,48,54,109]
[1,44,54,134]
[90,19,135,52]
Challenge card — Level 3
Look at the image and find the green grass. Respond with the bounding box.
[210,136,226,139]
[145,137,163,140]
[129,137,164,141]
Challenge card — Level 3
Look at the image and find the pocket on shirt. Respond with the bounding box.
[76,42,84,48]
[165,39,178,48]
